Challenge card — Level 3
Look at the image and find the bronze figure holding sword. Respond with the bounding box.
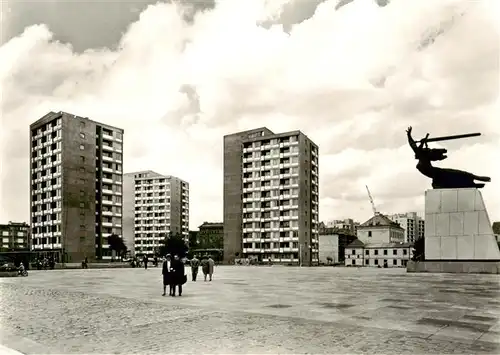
[406,127,490,189]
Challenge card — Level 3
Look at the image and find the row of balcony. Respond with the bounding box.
[242,152,300,162]
[32,123,62,138]
[32,231,62,238]
[32,172,62,183]
[242,205,299,212]
[32,195,62,204]
[31,147,62,162]
[242,194,300,202]
[242,163,299,173]
[242,141,298,153]
[101,178,122,185]
[242,174,299,182]
[243,215,300,222]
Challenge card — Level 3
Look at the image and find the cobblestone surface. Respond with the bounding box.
[1,266,499,354]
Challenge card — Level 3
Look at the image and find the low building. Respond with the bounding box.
[191,222,224,262]
[356,214,405,244]
[319,229,356,264]
[0,222,31,252]
[344,239,412,268]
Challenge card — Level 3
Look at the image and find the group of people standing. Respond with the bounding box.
[161,254,215,296]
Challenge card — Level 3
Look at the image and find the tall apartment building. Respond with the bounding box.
[388,212,425,244]
[223,128,319,266]
[30,111,123,262]
[123,171,189,257]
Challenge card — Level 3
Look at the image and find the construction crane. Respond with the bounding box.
[365,185,379,216]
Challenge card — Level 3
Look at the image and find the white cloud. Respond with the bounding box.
[0,0,499,230]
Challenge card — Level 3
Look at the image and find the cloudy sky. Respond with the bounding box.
[1,0,499,230]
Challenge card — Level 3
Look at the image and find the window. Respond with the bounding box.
[374,259,379,265]
[80,133,85,139]
[365,259,369,265]
[351,260,355,265]
[80,167,85,173]
[80,156,85,163]
[79,202,85,208]
[365,250,369,255]
[374,250,378,255]
[79,144,85,150]
[368,231,372,237]
[80,225,86,230]
[403,249,408,255]
[383,249,388,255]
[80,190,85,197]
[393,249,397,255]
[393,259,397,265]
[80,121,85,128]
[351,249,355,255]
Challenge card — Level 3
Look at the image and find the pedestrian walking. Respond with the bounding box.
[190,255,200,281]
[162,254,173,296]
[201,255,209,281]
[143,255,149,270]
[207,255,215,282]
[171,254,186,296]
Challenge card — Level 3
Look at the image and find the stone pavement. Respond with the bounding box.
[1,266,499,354]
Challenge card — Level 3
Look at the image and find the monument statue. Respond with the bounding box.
[406,126,491,189]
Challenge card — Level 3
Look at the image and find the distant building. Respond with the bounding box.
[356,214,405,244]
[318,228,356,264]
[30,111,123,262]
[323,219,359,235]
[123,170,189,257]
[223,127,319,265]
[388,212,425,243]
[345,239,412,268]
[0,222,31,252]
[198,222,223,250]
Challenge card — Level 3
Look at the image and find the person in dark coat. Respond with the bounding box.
[162,254,173,296]
[143,255,149,270]
[171,254,186,296]
[190,255,200,282]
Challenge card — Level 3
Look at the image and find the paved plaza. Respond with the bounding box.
[1,266,499,354]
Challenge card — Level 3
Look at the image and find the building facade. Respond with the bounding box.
[345,239,412,268]
[197,222,223,250]
[356,214,405,244]
[223,128,319,265]
[388,212,425,243]
[30,111,123,262]
[0,222,30,252]
[318,229,356,264]
[123,171,189,257]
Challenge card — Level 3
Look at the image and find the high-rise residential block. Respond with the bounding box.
[388,212,425,243]
[30,111,123,262]
[223,128,319,266]
[123,171,189,257]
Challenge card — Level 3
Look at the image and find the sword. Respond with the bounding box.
[416,132,481,144]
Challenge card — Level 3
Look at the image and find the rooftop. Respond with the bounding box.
[359,214,404,230]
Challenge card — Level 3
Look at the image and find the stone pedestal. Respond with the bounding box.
[424,188,500,261]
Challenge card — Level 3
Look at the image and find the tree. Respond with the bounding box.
[158,233,188,258]
[188,231,199,250]
[492,222,500,235]
[108,234,127,261]
[411,237,425,261]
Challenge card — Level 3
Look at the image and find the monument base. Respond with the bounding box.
[407,260,500,274]
[425,188,500,260]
